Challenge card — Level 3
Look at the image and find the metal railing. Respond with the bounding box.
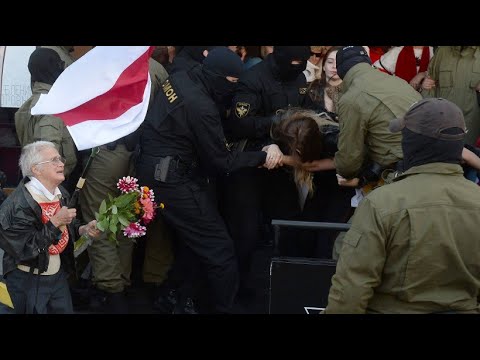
[271,220,351,256]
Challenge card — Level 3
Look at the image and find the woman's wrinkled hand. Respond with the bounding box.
[80,220,102,239]
[50,206,76,228]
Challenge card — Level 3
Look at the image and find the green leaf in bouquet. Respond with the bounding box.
[114,192,136,208]
[111,214,119,227]
[108,193,114,203]
[97,214,106,224]
[118,214,130,227]
[97,218,109,232]
[109,222,117,234]
[95,212,100,222]
[111,205,118,214]
[99,199,107,215]
[126,213,136,222]
[96,221,105,232]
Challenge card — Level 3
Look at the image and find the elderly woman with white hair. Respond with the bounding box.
[0,141,100,314]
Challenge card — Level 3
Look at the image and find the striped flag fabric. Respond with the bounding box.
[31,46,154,151]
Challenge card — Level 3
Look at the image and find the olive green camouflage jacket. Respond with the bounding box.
[14,82,77,176]
[423,46,480,145]
[334,63,422,179]
[326,162,480,314]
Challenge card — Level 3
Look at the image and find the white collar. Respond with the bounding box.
[27,176,62,201]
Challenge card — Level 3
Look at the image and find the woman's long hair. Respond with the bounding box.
[272,108,339,194]
[308,46,343,100]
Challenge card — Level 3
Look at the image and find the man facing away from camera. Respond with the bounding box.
[325,98,480,314]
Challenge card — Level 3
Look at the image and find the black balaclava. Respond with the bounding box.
[401,128,464,171]
[272,46,310,82]
[336,46,371,80]
[202,46,244,106]
[182,46,216,63]
[28,48,64,85]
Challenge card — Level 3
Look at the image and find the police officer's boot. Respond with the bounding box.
[107,292,129,314]
[172,297,199,315]
[153,288,178,314]
[89,286,109,313]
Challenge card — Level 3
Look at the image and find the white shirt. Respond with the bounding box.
[373,46,434,75]
[26,176,62,201]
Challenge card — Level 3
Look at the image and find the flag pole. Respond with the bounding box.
[68,146,100,208]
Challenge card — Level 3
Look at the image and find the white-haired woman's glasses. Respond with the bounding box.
[35,156,66,166]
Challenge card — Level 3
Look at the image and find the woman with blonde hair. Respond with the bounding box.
[269,108,354,258]
[271,108,339,194]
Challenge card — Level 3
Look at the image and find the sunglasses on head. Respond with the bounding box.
[310,51,322,57]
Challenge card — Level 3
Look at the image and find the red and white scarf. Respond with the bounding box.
[39,201,69,255]
[26,177,69,255]
[395,46,431,83]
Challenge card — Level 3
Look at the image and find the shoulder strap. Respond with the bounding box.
[378,57,393,75]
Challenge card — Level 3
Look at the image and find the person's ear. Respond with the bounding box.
[31,164,41,177]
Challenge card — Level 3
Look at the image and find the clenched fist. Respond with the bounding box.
[50,206,77,228]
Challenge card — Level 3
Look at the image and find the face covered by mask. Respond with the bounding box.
[207,73,239,106]
[272,46,310,82]
[335,46,371,80]
[182,46,215,63]
[202,47,244,106]
[28,48,65,85]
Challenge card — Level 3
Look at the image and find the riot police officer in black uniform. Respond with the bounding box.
[220,46,311,297]
[169,46,215,74]
[136,47,270,314]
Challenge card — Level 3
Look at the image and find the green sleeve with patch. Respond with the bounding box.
[325,198,386,313]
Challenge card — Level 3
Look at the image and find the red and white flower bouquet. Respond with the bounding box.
[95,176,163,244]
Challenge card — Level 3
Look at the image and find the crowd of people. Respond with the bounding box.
[1,45,480,314]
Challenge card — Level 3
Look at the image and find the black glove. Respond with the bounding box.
[357,162,384,188]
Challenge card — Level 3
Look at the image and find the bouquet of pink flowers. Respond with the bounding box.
[95,176,163,244]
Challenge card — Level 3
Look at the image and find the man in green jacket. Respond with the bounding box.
[79,53,169,313]
[15,48,77,178]
[421,46,480,145]
[331,46,422,260]
[325,98,480,314]
[334,46,422,181]
[41,46,76,69]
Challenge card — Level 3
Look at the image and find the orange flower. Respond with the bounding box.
[134,201,141,214]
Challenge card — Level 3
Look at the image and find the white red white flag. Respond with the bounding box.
[31,46,153,150]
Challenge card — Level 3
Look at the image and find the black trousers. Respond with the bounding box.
[156,179,239,313]
[219,168,262,289]
[290,170,354,258]
[219,167,301,288]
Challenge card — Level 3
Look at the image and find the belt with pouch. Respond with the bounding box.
[154,156,196,183]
